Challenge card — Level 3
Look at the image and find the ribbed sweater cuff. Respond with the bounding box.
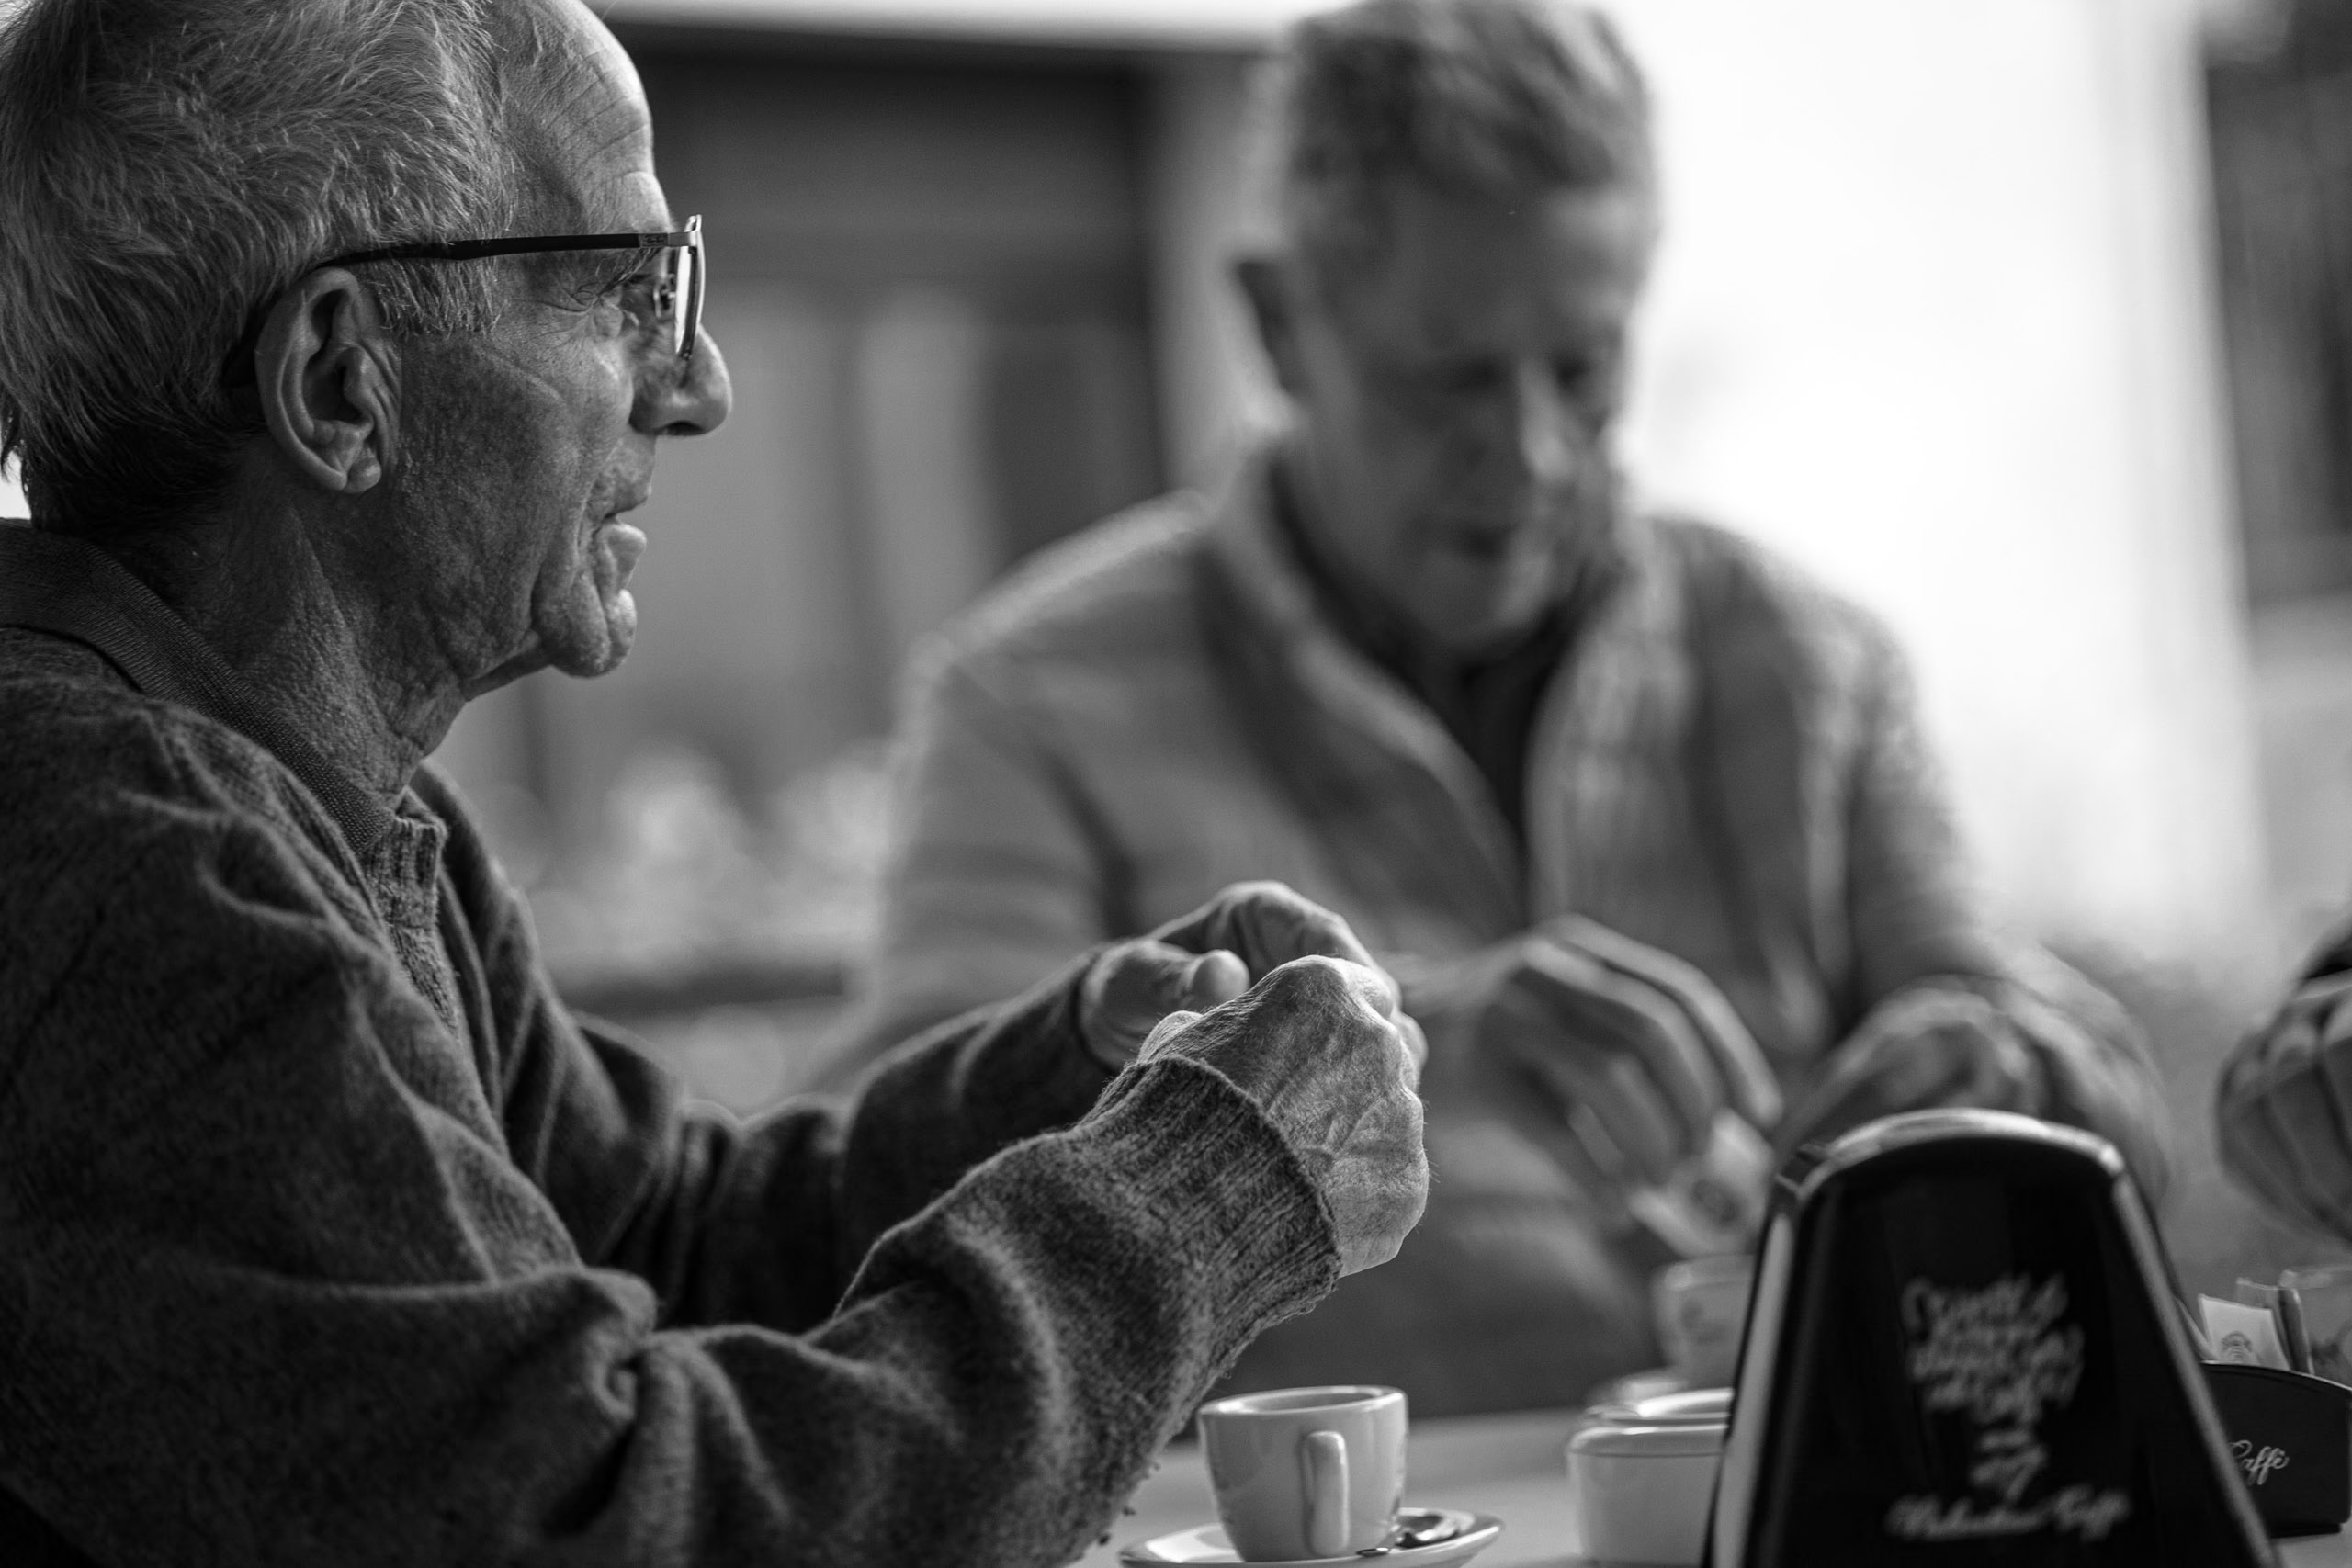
[1066,1055,1340,1351]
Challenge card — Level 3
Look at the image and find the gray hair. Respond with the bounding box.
[1271,0,1653,290]
[0,0,543,536]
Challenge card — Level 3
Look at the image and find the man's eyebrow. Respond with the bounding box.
[522,242,656,298]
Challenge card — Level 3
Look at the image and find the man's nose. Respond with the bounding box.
[638,328,732,438]
[1499,359,1578,488]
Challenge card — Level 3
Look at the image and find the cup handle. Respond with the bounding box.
[1300,1429,1350,1558]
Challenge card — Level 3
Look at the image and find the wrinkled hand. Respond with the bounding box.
[1079,881,1425,1072]
[1138,954,1429,1276]
[1773,981,2046,1157]
[1430,918,1779,1191]
[2217,972,2352,1238]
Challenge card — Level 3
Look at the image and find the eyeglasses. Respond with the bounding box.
[321,214,705,364]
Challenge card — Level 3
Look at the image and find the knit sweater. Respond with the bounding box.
[0,525,1339,1567]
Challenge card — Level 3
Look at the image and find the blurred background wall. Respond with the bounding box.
[7,0,2349,1284]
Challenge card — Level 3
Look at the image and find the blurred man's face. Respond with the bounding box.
[393,0,731,693]
[1270,182,1655,657]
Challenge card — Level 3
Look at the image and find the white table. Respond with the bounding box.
[1073,1408,2352,1567]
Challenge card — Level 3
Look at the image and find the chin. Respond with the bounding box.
[536,597,638,680]
[1405,544,1556,634]
[1406,585,1554,656]
[563,625,635,679]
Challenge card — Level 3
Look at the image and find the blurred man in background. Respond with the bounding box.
[844,0,2171,1415]
[0,0,1428,1559]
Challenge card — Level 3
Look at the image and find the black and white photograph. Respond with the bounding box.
[5,0,2352,1562]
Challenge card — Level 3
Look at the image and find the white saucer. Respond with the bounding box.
[1118,1507,1503,1566]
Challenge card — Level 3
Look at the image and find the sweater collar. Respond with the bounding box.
[0,521,404,864]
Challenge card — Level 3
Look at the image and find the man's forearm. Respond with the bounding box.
[832,948,1116,1251]
[601,951,1116,1332]
[602,1062,1339,1568]
[6,930,1334,1568]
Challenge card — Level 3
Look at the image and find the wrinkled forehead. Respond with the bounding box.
[502,0,667,232]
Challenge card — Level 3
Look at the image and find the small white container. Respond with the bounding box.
[1566,1405,1726,1567]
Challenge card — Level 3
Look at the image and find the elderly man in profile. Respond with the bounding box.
[848,0,2172,1416]
[0,1,1431,1562]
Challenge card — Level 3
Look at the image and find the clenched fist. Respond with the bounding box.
[1078,881,1426,1073]
[1136,953,1429,1277]
[1404,916,1778,1198]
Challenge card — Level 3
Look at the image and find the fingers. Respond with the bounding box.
[1519,943,1723,1149]
[1136,1008,1204,1061]
[1274,953,1416,1049]
[1149,953,1418,1085]
[1774,1004,2042,1156]
[2255,1065,2352,1237]
[1954,1029,2042,1112]
[1552,919,1782,1126]
[2229,1062,2352,1239]
[1777,1032,1972,1154]
[1394,1011,1430,1088]
[2294,971,2352,1039]
[1080,939,1251,1067]
[1151,882,1391,1008]
[1452,1022,1644,1230]
[1187,949,1251,1010]
[2215,1065,2335,1236]
[2217,1000,2352,1239]
[1483,941,1742,1183]
[1462,926,1791,1195]
[1485,983,1685,1186]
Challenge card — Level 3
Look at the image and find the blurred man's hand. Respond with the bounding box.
[1773,982,2045,1158]
[2217,972,2352,1239]
[1138,954,1429,1276]
[1078,881,1425,1071]
[1408,917,1779,1194]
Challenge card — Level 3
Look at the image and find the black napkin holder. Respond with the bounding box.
[2204,1362,2352,1537]
[1705,1110,2275,1566]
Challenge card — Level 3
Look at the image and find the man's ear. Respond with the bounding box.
[255,270,397,495]
[1233,253,1315,401]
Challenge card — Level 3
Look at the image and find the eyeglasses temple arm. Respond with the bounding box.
[325,230,693,266]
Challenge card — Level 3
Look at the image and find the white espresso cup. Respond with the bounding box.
[1197,1385,1408,1561]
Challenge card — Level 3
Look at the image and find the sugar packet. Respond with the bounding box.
[2201,1293,2290,1369]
